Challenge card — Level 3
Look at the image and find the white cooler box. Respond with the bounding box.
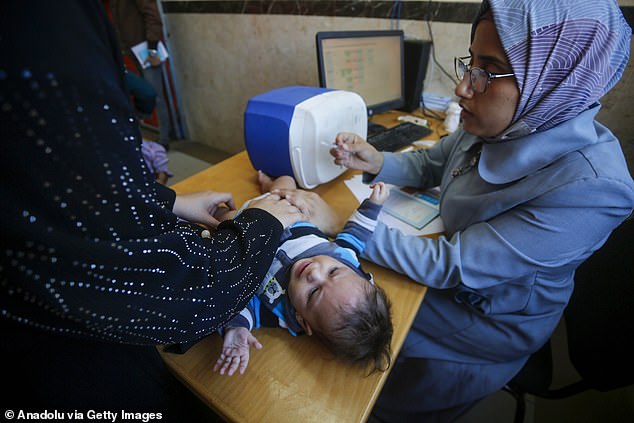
[244,86,367,189]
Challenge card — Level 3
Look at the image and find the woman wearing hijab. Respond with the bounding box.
[0,1,304,418]
[331,0,633,421]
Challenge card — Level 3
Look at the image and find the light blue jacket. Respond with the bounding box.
[365,105,634,368]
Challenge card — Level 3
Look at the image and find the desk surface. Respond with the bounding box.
[159,112,445,423]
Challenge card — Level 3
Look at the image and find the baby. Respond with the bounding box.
[213,172,393,375]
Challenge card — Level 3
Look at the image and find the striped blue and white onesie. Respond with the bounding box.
[224,199,382,335]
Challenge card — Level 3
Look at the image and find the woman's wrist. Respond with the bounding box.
[370,153,385,175]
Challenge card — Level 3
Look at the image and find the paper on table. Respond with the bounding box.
[383,189,439,229]
[131,41,169,69]
[344,174,444,236]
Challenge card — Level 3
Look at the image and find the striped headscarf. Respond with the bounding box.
[474,0,631,141]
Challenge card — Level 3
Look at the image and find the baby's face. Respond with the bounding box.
[288,255,368,334]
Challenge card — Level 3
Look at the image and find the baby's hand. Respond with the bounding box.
[369,182,389,205]
[213,327,262,376]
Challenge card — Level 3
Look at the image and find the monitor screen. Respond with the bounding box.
[316,30,405,116]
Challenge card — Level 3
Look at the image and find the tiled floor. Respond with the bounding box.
[168,139,232,165]
[162,139,232,185]
[165,149,214,185]
[139,125,232,185]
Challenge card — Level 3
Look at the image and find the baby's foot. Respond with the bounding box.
[257,170,274,193]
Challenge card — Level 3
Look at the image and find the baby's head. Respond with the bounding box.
[288,254,393,373]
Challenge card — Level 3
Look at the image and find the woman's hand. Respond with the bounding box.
[173,191,236,229]
[271,189,341,237]
[330,132,384,175]
[246,194,304,228]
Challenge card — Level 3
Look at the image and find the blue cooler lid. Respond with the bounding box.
[244,86,331,177]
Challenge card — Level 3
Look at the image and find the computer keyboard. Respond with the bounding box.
[367,121,387,138]
[367,122,432,152]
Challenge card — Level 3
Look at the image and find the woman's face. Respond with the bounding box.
[455,18,520,138]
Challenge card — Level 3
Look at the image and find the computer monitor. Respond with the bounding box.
[316,30,405,116]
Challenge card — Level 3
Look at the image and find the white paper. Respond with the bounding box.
[344,174,445,236]
[131,40,169,69]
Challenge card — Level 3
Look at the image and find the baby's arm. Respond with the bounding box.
[334,183,389,256]
[213,302,261,376]
[213,327,262,376]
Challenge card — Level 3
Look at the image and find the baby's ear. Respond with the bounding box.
[296,313,313,336]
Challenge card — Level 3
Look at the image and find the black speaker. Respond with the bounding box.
[401,39,432,112]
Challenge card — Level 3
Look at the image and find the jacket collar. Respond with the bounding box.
[477,105,601,185]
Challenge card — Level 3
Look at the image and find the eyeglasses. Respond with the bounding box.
[454,56,514,93]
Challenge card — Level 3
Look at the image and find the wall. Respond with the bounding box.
[161,0,634,171]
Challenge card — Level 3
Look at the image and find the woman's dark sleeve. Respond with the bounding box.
[154,182,177,209]
[0,1,282,345]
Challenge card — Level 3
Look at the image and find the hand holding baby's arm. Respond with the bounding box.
[369,182,389,205]
[173,191,236,229]
[272,189,342,237]
[213,327,262,376]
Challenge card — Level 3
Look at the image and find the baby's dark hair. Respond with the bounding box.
[319,282,393,374]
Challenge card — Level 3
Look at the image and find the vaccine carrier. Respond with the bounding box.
[244,86,367,189]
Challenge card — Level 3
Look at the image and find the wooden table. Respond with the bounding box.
[159,112,445,423]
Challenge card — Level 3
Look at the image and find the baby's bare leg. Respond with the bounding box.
[214,206,238,222]
[257,171,297,193]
